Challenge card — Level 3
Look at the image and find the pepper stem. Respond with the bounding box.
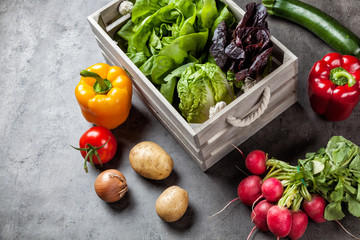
[80,70,112,94]
[330,67,357,87]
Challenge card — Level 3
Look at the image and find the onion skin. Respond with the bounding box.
[94,169,128,203]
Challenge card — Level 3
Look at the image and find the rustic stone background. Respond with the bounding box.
[1,0,359,239]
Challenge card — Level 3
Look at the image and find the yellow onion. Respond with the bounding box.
[94,169,128,203]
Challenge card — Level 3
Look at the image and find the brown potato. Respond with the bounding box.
[155,186,189,222]
[129,141,173,180]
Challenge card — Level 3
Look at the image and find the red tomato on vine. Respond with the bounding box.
[72,126,117,172]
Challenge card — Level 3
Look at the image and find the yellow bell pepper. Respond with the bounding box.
[75,63,132,129]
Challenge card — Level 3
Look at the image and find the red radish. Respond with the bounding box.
[288,210,308,240]
[267,205,292,239]
[302,194,326,223]
[245,150,267,175]
[251,200,274,231]
[209,175,262,218]
[261,177,284,202]
[238,175,263,206]
[247,200,274,240]
[302,195,360,239]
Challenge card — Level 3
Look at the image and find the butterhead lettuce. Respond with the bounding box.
[177,62,234,123]
[116,0,237,123]
[117,0,235,85]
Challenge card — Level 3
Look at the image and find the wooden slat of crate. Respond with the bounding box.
[223,0,245,17]
[97,39,119,66]
[139,95,207,168]
[199,76,298,160]
[194,56,297,148]
[203,91,298,170]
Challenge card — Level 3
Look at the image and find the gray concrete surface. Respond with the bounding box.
[1,0,360,239]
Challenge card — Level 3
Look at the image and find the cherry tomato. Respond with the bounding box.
[74,126,117,172]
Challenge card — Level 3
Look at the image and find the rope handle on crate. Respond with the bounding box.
[226,86,271,127]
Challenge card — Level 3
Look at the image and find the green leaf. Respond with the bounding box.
[317,185,332,198]
[149,30,163,55]
[115,19,135,42]
[177,62,234,123]
[343,182,357,195]
[129,3,182,56]
[151,55,176,85]
[127,52,147,67]
[313,171,326,185]
[200,0,219,29]
[299,158,313,173]
[316,147,326,156]
[139,55,157,76]
[131,0,171,24]
[349,154,360,178]
[346,193,360,217]
[210,5,235,37]
[326,145,348,166]
[177,64,215,123]
[304,152,316,159]
[197,63,234,103]
[179,14,196,36]
[326,136,360,168]
[160,62,196,103]
[312,160,325,174]
[330,181,344,202]
[151,31,209,84]
[160,78,177,103]
[324,202,345,221]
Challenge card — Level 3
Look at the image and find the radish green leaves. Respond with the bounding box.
[268,136,360,221]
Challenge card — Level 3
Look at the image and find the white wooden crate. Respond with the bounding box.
[87,0,298,171]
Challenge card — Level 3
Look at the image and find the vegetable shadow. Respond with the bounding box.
[92,147,126,172]
[112,105,152,144]
[236,103,320,165]
[100,105,152,170]
[256,103,320,163]
[163,203,195,231]
[139,169,180,189]
[105,190,133,212]
[203,103,320,187]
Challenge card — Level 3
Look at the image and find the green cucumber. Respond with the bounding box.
[262,0,360,58]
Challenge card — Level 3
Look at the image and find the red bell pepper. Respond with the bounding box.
[308,53,360,121]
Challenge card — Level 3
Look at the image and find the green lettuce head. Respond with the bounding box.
[177,62,235,123]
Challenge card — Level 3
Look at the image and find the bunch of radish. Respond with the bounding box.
[211,144,360,239]
[239,150,309,240]
[211,149,327,240]
[241,149,360,239]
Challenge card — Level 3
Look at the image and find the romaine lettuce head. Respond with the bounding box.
[177,62,234,123]
[197,63,234,103]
